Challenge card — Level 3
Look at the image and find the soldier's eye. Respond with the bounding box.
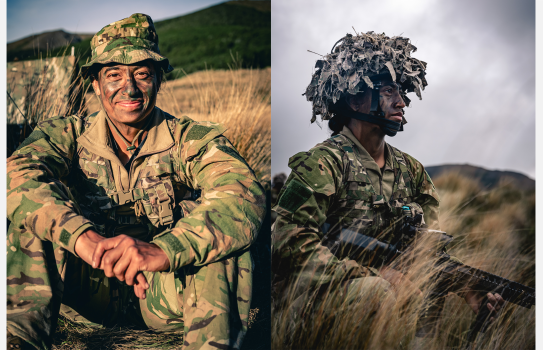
[136,72,150,78]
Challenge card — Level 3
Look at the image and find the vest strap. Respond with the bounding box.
[109,188,145,206]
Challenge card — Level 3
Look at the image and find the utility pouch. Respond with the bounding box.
[141,179,176,228]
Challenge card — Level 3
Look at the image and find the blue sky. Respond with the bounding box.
[7,0,225,42]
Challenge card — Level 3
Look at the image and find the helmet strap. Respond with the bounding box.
[342,109,402,137]
[370,82,384,116]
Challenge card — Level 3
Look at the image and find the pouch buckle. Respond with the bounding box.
[158,196,174,226]
[113,190,134,206]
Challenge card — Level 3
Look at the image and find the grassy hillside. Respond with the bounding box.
[426,164,535,192]
[7,30,92,58]
[7,1,271,77]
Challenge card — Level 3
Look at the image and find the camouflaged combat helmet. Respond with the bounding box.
[304,31,427,136]
[80,13,174,78]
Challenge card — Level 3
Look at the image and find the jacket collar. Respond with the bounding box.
[77,107,175,169]
[340,125,393,175]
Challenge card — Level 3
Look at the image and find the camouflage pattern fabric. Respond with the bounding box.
[271,126,440,305]
[80,13,174,78]
[7,107,266,349]
[304,31,428,123]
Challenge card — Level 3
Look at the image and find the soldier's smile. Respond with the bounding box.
[117,100,144,110]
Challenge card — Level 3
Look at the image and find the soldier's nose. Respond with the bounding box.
[123,77,138,97]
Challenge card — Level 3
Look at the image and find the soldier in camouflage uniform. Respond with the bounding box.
[7,13,266,350]
[271,32,503,341]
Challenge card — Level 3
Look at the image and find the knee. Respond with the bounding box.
[346,277,394,304]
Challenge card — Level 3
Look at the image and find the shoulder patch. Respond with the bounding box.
[278,180,313,213]
[185,125,213,142]
[16,129,48,151]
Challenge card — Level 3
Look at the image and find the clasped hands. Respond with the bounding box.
[74,229,170,299]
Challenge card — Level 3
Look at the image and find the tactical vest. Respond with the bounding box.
[320,134,424,265]
[71,112,198,241]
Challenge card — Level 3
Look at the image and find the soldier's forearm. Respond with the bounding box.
[155,137,266,271]
[152,192,265,271]
[74,229,107,266]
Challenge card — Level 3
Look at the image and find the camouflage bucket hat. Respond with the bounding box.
[80,13,174,78]
[304,31,428,123]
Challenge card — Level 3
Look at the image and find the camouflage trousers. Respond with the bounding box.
[7,225,253,350]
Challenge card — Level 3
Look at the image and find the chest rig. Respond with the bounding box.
[71,112,197,241]
[321,134,423,264]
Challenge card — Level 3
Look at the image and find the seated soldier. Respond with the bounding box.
[7,13,266,350]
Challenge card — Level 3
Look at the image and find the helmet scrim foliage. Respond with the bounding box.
[304,31,428,123]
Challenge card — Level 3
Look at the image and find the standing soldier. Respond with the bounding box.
[271,32,503,346]
[7,13,266,350]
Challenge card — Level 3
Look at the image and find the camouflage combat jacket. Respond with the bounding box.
[272,126,440,301]
[7,107,266,272]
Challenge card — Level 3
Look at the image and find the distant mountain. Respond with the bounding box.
[8,30,93,51]
[426,164,534,192]
[7,1,271,76]
[7,30,92,61]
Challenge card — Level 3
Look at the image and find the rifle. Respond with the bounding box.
[331,212,535,343]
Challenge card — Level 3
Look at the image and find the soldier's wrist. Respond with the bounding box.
[74,229,104,261]
[64,223,95,257]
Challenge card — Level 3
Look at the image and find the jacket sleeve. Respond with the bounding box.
[271,146,373,301]
[151,123,266,272]
[6,117,94,255]
[403,152,441,230]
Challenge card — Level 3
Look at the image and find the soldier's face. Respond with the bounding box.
[379,81,405,123]
[92,61,158,126]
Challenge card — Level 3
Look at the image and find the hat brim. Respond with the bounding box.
[80,46,174,79]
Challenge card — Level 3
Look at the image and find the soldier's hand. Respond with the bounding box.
[74,229,107,266]
[464,291,505,323]
[379,266,422,296]
[92,234,170,287]
[133,273,150,299]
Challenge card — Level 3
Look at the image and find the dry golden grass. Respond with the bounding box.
[6,53,89,155]
[272,172,535,350]
[52,316,183,350]
[161,67,271,184]
[85,67,271,183]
